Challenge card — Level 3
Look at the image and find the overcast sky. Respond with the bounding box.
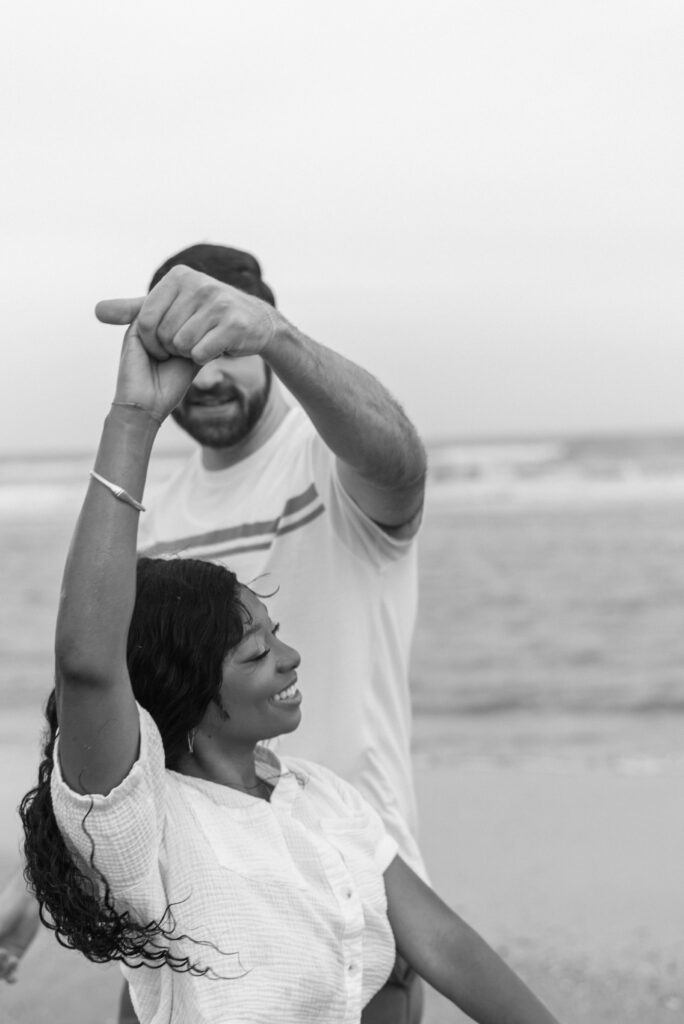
[2,0,683,453]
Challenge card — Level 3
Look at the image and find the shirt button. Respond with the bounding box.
[345,889,353,899]
[348,962,355,972]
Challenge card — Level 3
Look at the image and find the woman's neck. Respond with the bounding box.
[177,738,270,798]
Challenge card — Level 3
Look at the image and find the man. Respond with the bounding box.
[1,244,427,1023]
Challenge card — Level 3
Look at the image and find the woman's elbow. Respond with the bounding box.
[54,641,115,691]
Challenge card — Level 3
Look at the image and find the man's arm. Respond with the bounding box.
[263,321,426,530]
[0,866,40,983]
[95,267,427,530]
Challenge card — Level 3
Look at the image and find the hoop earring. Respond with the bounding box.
[187,729,196,755]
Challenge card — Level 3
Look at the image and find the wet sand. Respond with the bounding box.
[416,762,684,1023]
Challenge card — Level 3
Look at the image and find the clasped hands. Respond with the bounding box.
[96,265,280,366]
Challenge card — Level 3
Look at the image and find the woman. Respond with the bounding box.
[21,296,561,1024]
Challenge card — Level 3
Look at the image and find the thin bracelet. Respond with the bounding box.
[89,470,146,512]
[111,401,164,424]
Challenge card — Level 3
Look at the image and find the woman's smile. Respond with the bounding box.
[271,678,301,705]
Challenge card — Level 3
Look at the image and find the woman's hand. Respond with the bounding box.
[111,317,199,425]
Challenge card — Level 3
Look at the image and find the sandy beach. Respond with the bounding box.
[1,705,682,1024]
[417,762,684,1023]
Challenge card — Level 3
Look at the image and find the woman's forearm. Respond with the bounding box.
[385,857,561,1024]
[52,317,194,794]
[55,404,159,686]
[436,917,560,1024]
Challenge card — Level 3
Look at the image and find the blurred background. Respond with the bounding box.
[1,2,683,1022]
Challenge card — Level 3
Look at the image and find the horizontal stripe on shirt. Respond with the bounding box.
[140,483,325,559]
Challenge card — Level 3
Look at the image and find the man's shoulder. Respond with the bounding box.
[275,403,318,449]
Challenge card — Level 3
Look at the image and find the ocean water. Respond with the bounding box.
[1,434,683,773]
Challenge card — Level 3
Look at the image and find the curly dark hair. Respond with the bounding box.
[20,556,248,974]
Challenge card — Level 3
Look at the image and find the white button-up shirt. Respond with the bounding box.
[51,705,397,1023]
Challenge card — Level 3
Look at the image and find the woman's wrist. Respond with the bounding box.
[105,401,163,444]
[100,403,161,462]
[110,400,164,425]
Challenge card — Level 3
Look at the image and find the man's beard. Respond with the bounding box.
[172,367,272,449]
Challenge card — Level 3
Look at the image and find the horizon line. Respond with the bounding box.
[3,425,684,461]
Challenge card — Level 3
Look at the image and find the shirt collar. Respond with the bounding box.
[167,744,301,810]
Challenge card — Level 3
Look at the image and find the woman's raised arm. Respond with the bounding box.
[55,315,196,796]
[384,856,562,1024]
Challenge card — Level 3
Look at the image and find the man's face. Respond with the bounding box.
[172,355,271,448]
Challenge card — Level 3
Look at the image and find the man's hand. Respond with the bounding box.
[95,265,280,365]
[98,260,426,530]
[0,870,40,984]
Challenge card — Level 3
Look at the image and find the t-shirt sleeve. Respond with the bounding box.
[50,704,166,893]
[309,432,420,569]
[333,770,398,872]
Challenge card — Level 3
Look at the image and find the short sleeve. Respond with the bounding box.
[330,769,399,873]
[310,433,420,570]
[293,758,399,875]
[51,704,166,892]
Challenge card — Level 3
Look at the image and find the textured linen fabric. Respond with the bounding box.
[51,704,398,1024]
[138,405,425,877]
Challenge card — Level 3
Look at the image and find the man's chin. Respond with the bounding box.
[172,409,250,449]
[172,372,271,448]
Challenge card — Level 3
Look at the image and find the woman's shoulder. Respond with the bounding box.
[277,753,334,787]
[277,754,367,813]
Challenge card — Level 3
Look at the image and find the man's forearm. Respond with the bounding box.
[0,865,41,983]
[263,318,427,522]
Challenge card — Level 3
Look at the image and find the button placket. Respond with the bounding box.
[338,877,363,933]
[341,933,364,1023]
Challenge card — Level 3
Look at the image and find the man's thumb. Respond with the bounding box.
[94,296,145,325]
